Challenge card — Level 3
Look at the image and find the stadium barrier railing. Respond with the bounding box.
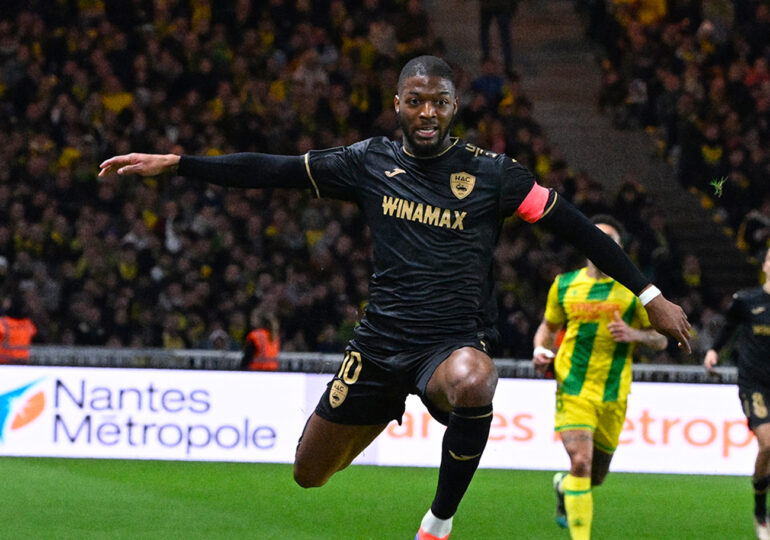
[24,346,737,384]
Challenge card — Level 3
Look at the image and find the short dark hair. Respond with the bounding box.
[397,55,455,93]
[590,214,626,240]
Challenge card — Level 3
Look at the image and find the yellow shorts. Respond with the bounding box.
[554,392,627,454]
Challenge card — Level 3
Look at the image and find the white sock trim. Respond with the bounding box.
[421,509,453,537]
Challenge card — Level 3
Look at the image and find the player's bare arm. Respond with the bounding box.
[100,152,309,191]
[99,153,180,177]
[607,311,668,350]
[532,320,558,374]
[703,349,719,374]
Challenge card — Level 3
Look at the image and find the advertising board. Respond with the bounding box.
[0,366,752,474]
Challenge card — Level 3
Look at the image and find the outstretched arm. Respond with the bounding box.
[99,152,309,190]
[99,153,180,177]
[537,194,692,352]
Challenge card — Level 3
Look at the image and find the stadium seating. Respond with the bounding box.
[0,1,709,364]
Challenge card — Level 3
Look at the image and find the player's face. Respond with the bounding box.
[395,75,458,157]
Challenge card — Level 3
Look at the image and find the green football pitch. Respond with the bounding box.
[0,457,750,539]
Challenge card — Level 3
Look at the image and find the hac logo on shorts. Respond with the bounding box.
[330,380,348,408]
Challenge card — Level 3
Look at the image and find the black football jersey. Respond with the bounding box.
[306,136,542,356]
[722,287,770,387]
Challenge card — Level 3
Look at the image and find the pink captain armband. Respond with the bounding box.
[639,285,662,306]
[517,183,550,223]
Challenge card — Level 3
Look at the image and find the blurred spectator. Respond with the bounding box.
[0,1,690,365]
[241,310,280,371]
[598,62,628,126]
[497,290,533,358]
[161,312,187,350]
[0,293,37,364]
[393,0,437,60]
[592,0,769,262]
[738,196,770,263]
[573,176,613,217]
[0,257,8,291]
[637,211,679,291]
[315,322,344,353]
[612,176,650,234]
[201,327,238,352]
[471,58,507,112]
[478,0,519,78]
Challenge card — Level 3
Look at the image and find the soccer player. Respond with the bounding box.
[100,56,692,540]
[704,247,770,540]
[532,215,668,540]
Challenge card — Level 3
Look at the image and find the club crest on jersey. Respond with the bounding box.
[450,172,475,200]
[329,380,348,408]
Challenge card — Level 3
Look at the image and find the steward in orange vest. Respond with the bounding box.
[0,296,37,364]
[241,313,280,371]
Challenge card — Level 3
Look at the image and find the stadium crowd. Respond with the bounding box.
[0,0,717,363]
[590,0,770,263]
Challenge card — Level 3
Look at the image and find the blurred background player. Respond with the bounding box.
[704,247,770,540]
[532,215,668,540]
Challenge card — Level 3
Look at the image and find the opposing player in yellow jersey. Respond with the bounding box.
[532,215,668,540]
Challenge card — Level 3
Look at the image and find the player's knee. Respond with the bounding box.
[451,371,497,405]
[445,351,497,405]
[570,455,592,477]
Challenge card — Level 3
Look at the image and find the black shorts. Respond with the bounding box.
[739,386,770,431]
[313,336,489,427]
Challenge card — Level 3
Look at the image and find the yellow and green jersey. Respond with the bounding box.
[544,267,651,403]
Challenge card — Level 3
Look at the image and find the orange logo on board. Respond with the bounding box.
[0,379,46,442]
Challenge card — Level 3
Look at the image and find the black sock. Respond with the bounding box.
[754,476,770,520]
[430,405,493,519]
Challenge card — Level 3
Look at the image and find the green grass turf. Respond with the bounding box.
[0,457,749,539]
